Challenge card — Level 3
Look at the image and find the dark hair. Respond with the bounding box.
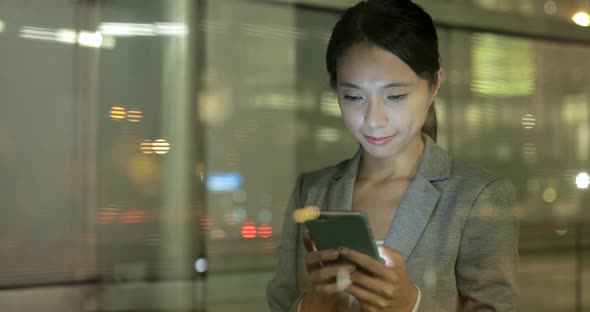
[326,0,440,141]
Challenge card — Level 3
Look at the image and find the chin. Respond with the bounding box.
[361,143,399,159]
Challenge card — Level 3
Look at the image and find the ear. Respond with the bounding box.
[430,68,444,101]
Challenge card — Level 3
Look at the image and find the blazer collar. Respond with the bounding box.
[331,134,451,183]
[327,134,452,261]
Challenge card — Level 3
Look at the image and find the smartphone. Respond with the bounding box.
[305,211,381,261]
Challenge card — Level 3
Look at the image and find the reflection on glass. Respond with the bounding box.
[109,106,127,120]
[471,33,534,97]
[19,26,114,48]
[98,22,188,37]
[575,172,589,189]
[572,11,590,27]
[544,1,557,15]
[543,187,558,203]
[521,114,536,129]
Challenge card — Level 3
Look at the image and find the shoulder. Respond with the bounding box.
[446,160,516,214]
[448,159,513,192]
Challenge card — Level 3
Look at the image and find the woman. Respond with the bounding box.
[267,0,518,311]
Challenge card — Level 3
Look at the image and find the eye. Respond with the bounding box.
[343,95,363,102]
[387,94,408,101]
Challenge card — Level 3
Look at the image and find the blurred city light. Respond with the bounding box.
[195,258,208,273]
[99,22,188,37]
[555,229,568,236]
[316,127,341,142]
[521,114,536,129]
[544,1,557,15]
[572,12,590,27]
[0,19,4,33]
[471,33,534,96]
[241,221,257,239]
[522,142,537,164]
[320,91,341,117]
[257,224,272,239]
[127,109,144,122]
[109,106,127,120]
[206,172,243,192]
[78,31,103,48]
[98,206,121,225]
[152,139,171,155]
[199,214,213,230]
[140,140,155,154]
[542,187,557,203]
[19,26,114,48]
[120,211,150,224]
[210,228,226,239]
[576,172,590,189]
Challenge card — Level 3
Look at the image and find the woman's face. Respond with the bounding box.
[336,42,440,159]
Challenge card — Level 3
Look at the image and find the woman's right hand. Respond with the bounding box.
[300,232,356,312]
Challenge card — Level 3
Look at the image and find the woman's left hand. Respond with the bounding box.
[339,246,418,312]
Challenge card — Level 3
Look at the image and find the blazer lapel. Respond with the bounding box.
[384,174,441,261]
[384,135,451,261]
[327,149,362,212]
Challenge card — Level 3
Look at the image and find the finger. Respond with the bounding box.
[349,270,397,299]
[305,249,339,270]
[339,248,394,278]
[309,264,355,284]
[346,284,390,310]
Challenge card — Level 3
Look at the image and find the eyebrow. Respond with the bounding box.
[338,81,413,89]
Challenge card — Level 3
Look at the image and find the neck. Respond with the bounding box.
[358,135,425,183]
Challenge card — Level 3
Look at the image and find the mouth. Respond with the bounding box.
[363,135,394,146]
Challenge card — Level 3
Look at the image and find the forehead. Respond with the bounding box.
[337,42,418,85]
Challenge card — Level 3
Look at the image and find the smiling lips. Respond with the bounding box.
[364,135,394,145]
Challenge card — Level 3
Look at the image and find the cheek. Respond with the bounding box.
[339,106,362,128]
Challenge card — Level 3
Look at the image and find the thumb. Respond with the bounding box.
[377,245,401,268]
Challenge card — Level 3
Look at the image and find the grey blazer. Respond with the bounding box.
[267,135,519,311]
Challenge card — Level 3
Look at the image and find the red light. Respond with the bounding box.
[120,211,149,224]
[241,221,257,239]
[200,215,213,230]
[98,211,115,224]
[258,224,272,238]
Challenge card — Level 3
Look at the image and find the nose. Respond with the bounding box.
[365,98,389,128]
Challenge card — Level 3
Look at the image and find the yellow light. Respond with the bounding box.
[127,109,144,122]
[140,140,154,154]
[109,106,127,120]
[572,12,590,27]
[153,139,170,155]
[293,205,320,223]
[542,187,557,203]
